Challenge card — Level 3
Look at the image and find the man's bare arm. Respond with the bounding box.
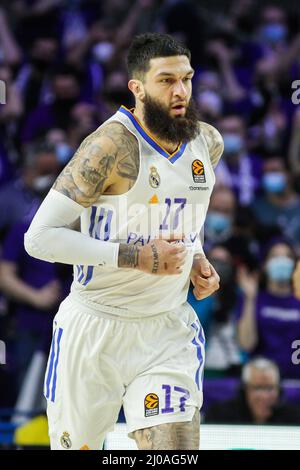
[53,121,139,206]
[25,120,186,273]
[200,122,224,168]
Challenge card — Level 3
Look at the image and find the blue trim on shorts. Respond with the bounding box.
[45,329,57,399]
[51,328,63,403]
[191,322,205,390]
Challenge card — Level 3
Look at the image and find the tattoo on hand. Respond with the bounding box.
[151,243,159,274]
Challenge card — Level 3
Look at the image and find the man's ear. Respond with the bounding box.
[128,79,145,101]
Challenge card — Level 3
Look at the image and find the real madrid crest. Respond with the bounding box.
[149,166,160,188]
[60,431,72,449]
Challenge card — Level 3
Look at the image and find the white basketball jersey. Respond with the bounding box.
[70,106,216,315]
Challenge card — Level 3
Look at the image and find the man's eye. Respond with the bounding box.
[183,77,192,82]
[161,79,170,83]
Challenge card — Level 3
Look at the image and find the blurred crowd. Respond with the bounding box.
[0,0,300,429]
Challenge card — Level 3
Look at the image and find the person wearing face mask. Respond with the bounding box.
[205,186,259,270]
[21,65,81,144]
[214,115,262,206]
[188,244,242,376]
[254,4,290,72]
[252,157,300,250]
[237,239,300,379]
[0,141,60,240]
[205,186,235,247]
[258,6,288,49]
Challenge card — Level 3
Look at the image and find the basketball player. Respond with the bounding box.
[24,33,223,450]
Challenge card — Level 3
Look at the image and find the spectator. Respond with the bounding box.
[252,156,300,251]
[215,115,262,206]
[189,244,242,376]
[0,141,60,239]
[0,7,22,67]
[237,239,300,379]
[205,186,259,268]
[205,357,300,424]
[21,64,81,144]
[0,219,62,390]
[11,0,63,49]
[15,35,59,114]
[205,186,236,247]
[194,71,223,123]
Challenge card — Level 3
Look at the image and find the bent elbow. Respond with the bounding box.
[24,230,38,258]
[24,229,54,263]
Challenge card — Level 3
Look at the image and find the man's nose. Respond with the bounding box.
[173,80,188,99]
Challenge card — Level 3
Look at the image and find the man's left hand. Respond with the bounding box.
[191,254,220,300]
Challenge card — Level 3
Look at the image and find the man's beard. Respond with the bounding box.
[142,94,200,144]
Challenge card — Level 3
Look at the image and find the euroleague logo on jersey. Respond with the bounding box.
[144,393,159,417]
[191,159,206,183]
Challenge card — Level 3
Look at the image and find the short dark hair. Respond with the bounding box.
[127,33,191,81]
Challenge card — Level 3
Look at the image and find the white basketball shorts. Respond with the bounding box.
[44,292,205,450]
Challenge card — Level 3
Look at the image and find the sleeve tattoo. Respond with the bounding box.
[52,121,139,207]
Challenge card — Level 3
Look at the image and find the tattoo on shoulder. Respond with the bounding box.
[200,122,224,168]
[101,123,139,186]
[52,121,139,207]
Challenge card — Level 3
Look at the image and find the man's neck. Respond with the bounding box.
[268,281,291,297]
[133,105,180,154]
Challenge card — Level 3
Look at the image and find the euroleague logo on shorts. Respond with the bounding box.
[192,159,206,183]
[144,393,159,417]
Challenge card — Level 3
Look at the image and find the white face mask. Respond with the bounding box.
[92,42,115,63]
[196,90,222,115]
[32,174,56,193]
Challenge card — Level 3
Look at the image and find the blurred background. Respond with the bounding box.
[0,0,300,449]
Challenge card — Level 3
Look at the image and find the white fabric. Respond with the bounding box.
[70,107,216,314]
[24,189,120,267]
[45,294,205,449]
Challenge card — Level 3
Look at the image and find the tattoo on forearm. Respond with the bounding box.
[118,244,139,268]
[52,121,139,206]
[151,243,159,274]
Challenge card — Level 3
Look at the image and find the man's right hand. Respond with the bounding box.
[118,239,187,275]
